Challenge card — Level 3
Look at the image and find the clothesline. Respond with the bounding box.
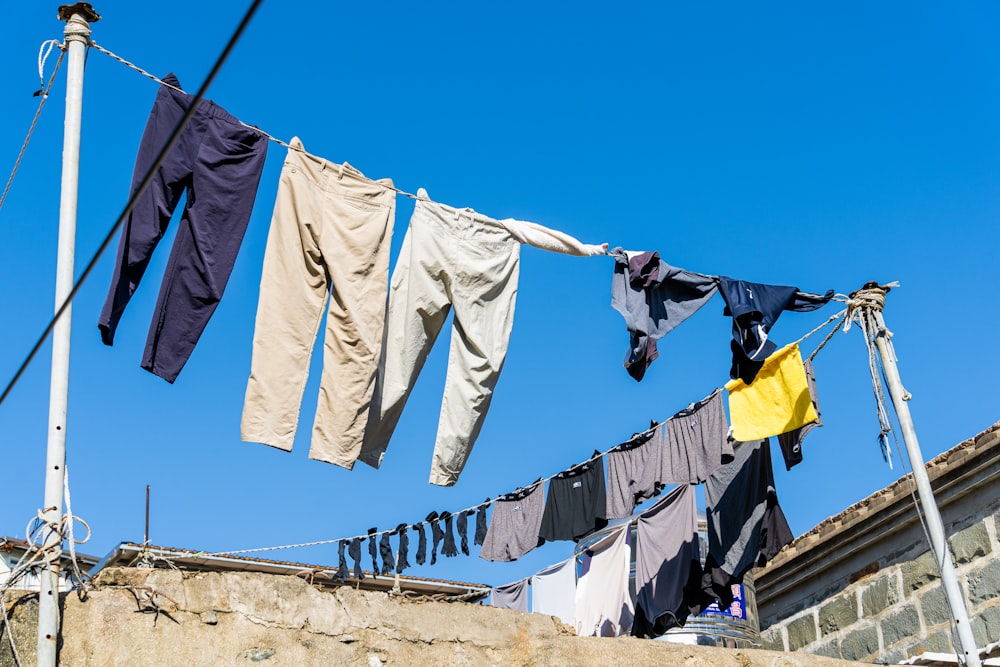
[86,37,869,323]
[0,40,65,216]
[91,37,863,311]
[172,299,846,559]
[77,37,852,556]
[91,40,442,206]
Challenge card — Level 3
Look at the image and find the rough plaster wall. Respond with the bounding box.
[1,567,869,667]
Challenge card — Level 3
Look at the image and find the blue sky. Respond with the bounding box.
[1,1,997,590]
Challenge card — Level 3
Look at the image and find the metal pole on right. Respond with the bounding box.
[854,282,981,667]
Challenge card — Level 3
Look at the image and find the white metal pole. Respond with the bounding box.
[37,5,97,665]
[861,288,981,667]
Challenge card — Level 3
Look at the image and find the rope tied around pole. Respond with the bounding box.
[845,281,902,468]
[0,494,94,666]
[847,282,890,315]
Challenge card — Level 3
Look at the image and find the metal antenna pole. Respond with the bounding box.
[37,4,99,666]
[855,282,981,667]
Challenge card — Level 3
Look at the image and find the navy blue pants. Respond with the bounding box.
[99,74,268,382]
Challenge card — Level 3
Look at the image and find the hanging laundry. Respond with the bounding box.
[491,578,529,612]
[334,540,349,583]
[702,438,793,610]
[427,511,443,565]
[605,430,661,520]
[241,137,396,467]
[348,537,364,581]
[725,343,819,442]
[530,558,576,626]
[719,277,834,384]
[359,188,606,486]
[574,524,633,637]
[538,452,608,542]
[656,388,734,485]
[776,358,823,470]
[378,530,394,575]
[456,509,472,555]
[475,501,489,546]
[440,511,459,557]
[99,73,268,382]
[480,483,546,562]
[367,527,379,573]
[395,523,411,573]
[413,522,428,566]
[609,248,719,381]
[631,485,711,638]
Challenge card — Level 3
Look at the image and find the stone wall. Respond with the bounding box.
[0,567,868,667]
[755,422,1000,664]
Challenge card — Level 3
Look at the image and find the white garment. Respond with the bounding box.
[498,219,607,256]
[360,189,606,485]
[574,524,634,637]
[530,558,576,625]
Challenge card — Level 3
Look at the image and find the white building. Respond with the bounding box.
[0,536,98,592]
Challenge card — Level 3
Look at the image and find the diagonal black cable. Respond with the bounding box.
[0,0,264,407]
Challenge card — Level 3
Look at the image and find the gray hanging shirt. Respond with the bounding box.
[609,248,718,381]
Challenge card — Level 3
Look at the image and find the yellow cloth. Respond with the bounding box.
[725,343,819,442]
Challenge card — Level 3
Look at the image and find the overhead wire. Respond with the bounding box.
[0,0,265,408]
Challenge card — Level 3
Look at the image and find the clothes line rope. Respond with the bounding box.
[90,40,428,204]
[806,311,847,363]
[172,300,853,557]
[0,40,65,217]
[71,37,852,559]
[166,390,710,558]
[86,40,859,289]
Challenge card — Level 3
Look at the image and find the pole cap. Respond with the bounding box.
[57,3,101,23]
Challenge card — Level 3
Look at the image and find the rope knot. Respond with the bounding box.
[849,282,890,313]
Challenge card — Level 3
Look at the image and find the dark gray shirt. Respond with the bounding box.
[610,248,718,381]
[702,438,793,609]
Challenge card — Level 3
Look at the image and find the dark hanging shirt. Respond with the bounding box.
[719,277,833,383]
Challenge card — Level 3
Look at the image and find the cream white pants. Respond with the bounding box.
[360,189,520,486]
[242,138,395,467]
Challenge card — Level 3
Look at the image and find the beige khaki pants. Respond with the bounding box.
[360,189,520,486]
[242,137,395,467]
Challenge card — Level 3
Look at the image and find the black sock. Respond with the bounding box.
[349,537,364,580]
[396,523,410,573]
[379,531,394,575]
[441,511,458,557]
[334,539,349,583]
[457,510,471,555]
[367,527,378,574]
[475,500,490,546]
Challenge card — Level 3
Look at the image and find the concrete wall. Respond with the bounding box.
[0,567,868,667]
[755,422,1000,664]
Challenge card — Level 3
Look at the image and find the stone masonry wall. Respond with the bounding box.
[0,567,868,667]
[756,422,1000,664]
